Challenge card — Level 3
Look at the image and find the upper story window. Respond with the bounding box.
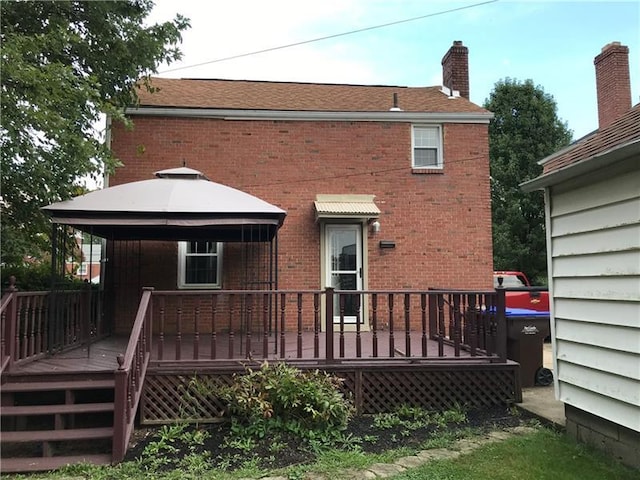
[178,241,222,289]
[412,125,443,169]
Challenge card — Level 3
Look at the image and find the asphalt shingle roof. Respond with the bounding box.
[134,77,489,114]
[542,103,640,174]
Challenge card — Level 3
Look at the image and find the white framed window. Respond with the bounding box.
[178,241,222,289]
[78,263,88,276]
[412,125,443,169]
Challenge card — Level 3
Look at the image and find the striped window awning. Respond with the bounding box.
[314,194,380,220]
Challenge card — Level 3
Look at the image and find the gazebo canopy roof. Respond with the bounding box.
[42,168,286,241]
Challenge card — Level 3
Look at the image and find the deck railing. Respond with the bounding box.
[0,285,18,375]
[113,287,153,463]
[148,287,507,364]
[0,280,105,371]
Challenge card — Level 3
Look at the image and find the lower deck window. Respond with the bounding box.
[178,241,222,288]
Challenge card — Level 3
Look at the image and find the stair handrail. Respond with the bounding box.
[112,287,153,463]
[1,276,18,376]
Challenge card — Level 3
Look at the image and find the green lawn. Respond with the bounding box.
[8,426,637,480]
[390,428,638,480]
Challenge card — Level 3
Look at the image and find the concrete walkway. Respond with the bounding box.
[517,342,566,428]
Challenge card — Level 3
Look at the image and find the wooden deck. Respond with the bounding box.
[2,286,519,472]
[10,330,490,375]
[10,337,124,374]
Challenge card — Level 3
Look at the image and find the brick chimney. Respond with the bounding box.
[594,42,632,129]
[441,40,469,99]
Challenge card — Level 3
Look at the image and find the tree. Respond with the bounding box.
[1,0,189,265]
[484,78,572,284]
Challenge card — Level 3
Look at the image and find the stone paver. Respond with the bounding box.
[366,462,406,477]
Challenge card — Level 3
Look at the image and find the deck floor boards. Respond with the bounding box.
[8,331,489,375]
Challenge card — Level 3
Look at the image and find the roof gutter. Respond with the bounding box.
[124,106,493,124]
[521,138,640,191]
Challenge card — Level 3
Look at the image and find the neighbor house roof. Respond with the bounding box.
[522,104,640,191]
[541,103,640,174]
[134,77,489,114]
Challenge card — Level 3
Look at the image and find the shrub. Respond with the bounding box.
[221,361,354,440]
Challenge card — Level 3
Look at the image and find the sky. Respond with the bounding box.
[146,0,639,140]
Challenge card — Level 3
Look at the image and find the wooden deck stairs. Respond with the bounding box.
[0,373,116,473]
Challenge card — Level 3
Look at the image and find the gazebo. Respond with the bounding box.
[41,167,286,342]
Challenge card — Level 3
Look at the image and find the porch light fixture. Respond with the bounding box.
[371,219,381,233]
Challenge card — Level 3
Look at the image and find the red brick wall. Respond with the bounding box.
[109,116,493,303]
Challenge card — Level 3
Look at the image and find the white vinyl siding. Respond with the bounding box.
[412,125,442,169]
[548,164,640,432]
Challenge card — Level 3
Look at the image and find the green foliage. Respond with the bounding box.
[0,1,190,264]
[373,405,468,434]
[1,258,89,291]
[484,79,572,282]
[221,361,355,442]
[1,259,51,291]
[139,422,211,473]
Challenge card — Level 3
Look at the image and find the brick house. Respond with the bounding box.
[107,40,494,331]
[2,43,522,472]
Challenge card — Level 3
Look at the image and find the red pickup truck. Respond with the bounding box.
[493,271,549,312]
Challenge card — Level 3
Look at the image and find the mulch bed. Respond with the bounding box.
[124,405,532,472]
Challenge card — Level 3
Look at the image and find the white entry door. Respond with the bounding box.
[325,224,363,324]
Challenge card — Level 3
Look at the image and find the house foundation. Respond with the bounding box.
[565,404,640,469]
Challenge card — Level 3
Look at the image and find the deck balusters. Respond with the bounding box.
[313,293,320,358]
[297,293,303,358]
[210,294,217,359]
[421,293,428,356]
[437,294,445,357]
[158,297,165,361]
[371,294,378,358]
[104,288,506,369]
[40,298,48,356]
[20,296,30,359]
[355,294,362,358]
[262,293,269,357]
[14,296,22,362]
[404,293,411,357]
[468,294,478,356]
[495,287,507,362]
[175,296,182,361]
[453,294,461,357]
[193,298,200,360]
[388,293,395,357]
[447,294,454,345]
[325,287,334,361]
[1,306,6,364]
[279,293,286,358]
[228,293,235,360]
[31,296,42,357]
[245,293,253,359]
[339,294,345,358]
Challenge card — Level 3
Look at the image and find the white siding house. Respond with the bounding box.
[523,102,640,466]
[549,163,640,428]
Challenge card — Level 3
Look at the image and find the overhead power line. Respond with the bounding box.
[160,0,498,74]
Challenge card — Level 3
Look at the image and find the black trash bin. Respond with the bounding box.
[505,308,552,388]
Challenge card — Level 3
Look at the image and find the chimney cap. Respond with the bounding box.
[601,41,622,52]
[453,40,464,46]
